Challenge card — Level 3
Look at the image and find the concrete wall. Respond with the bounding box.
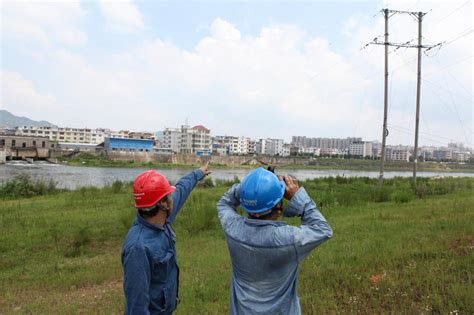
[7,148,50,159]
[0,148,5,164]
[107,151,172,163]
[107,151,312,166]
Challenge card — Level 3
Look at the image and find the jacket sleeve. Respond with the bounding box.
[123,246,151,315]
[216,184,242,231]
[168,169,205,224]
[284,188,333,262]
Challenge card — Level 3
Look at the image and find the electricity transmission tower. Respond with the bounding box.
[368,8,442,186]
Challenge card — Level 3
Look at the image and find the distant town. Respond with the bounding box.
[0,122,471,165]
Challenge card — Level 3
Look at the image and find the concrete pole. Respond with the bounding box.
[379,8,389,187]
[413,12,423,185]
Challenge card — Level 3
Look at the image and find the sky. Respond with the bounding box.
[1,0,472,147]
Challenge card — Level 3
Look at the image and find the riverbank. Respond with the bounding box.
[1,176,473,313]
[60,152,474,173]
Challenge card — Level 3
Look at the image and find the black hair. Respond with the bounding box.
[138,195,169,218]
[248,202,283,220]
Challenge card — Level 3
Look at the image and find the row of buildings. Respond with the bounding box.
[1,125,471,162]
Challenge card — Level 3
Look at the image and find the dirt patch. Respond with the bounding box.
[6,278,124,313]
[448,236,474,256]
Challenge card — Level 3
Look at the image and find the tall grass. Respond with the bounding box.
[0,175,473,313]
[0,174,58,198]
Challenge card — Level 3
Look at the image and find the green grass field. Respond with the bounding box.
[0,176,473,314]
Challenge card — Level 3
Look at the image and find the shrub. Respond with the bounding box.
[0,175,58,198]
[415,183,428,199]
[65,226,91,257]
[391,189,414,204]
[214,176,240,187]
[111,180,124,194]
[372,187,391,203]
[198,177,215,188]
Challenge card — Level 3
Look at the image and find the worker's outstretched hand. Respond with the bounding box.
[200,161,212,176]
[283,176,299,200]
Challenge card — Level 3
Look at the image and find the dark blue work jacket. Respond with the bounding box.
[122,169,204,315]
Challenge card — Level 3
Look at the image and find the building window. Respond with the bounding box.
[42,141,45,148]
[0,139,4,146]
[12,140,16,146]
[33,141,36,146]
[51,144,55,148]
[22,142,26,148]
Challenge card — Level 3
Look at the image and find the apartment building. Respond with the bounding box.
[349,141,373,158]
[298,147,321,156]
[256,138,287,156]
[385,146,411,161]
[16,126,108,144]
[162,128,182,153]
[180,125,212,155]
[292,136,362,150]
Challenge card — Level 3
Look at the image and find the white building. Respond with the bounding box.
[229,136,253,155]
[298,147,321,156]
[163,128,182,153]
[385,146,411,161]
[180,125,212,155]
[281,144,291,157]
[16,126,108,144]
[256,138,285,156]
[349,141,373,158]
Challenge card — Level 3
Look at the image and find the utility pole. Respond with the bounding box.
[368,9,441,186]
[413,12,424,185]
[378,8,389,187]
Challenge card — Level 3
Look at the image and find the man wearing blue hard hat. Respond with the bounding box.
[216,167,333,314]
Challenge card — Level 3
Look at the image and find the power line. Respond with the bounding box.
[388,123,466,143]
[387,125,458,146]
[430,0,471,27]
[422,54,473,77]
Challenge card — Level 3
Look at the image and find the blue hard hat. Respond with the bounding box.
[240,167,286,214]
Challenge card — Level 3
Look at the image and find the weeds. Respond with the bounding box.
[65,226,92,257]
[0,174,58,198]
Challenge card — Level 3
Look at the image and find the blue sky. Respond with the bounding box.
[1,0,472,146]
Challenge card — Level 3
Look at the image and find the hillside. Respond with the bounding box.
[0,109,57,128]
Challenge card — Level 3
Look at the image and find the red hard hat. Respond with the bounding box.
[133,170,176,208]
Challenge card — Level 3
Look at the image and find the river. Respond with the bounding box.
[1,161,473,189]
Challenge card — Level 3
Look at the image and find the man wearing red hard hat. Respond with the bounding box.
[122,162,211,314]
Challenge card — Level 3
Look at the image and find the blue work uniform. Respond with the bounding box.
[217,184,333,315]
[122,169,205,315]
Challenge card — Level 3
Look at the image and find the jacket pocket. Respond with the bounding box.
[152,251,174,282]
[150,287,168,312]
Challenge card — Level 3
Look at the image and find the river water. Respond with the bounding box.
[1,161,473,189]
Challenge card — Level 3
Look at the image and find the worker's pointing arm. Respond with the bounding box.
[169,162,211,223]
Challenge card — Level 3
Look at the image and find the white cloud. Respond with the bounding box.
[2,2,471,146]
[210,18,241,40]
[98,0,144,32]
[1,0,87,46]
[1,71,56,117]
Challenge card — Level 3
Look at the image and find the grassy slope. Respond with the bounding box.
[0,180,473,314]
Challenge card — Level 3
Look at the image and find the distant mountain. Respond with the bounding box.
[0,110,57,128]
